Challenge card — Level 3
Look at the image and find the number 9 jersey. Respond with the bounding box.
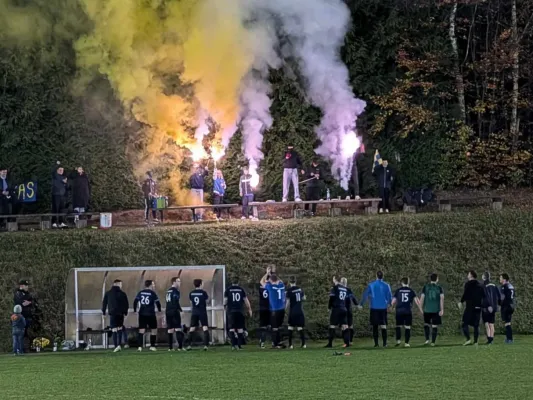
[189,289,209,315]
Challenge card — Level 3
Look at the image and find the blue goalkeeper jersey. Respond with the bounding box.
[265,281,286,311]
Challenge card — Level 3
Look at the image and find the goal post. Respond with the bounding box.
[65,265,226,348]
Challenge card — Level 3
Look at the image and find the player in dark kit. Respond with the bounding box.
[482,271,500,345]
[340,278,358,345]
[133,280,161,352]
[499,273,516,344]
[391,277,416,348]
[166,277,184,351]
[187,279,210,350]
[224,277,252,350]
[260,267,286,348]
[102,279,129,352]
[459,270,485,346]
[326,277,350,348]
[258,281,271,348]
[286,276,306,349]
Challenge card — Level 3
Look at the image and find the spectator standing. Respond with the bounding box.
[240,166,256,221]
[142,171,159,224]
[282,144,304,202]
[11,305,26,355]
[0,167,12,229]
[304,159,323,216]
[213,169,226,221]
[70,167,90,216]
[51,162,68,228]
[14,280,34,347]
[190,163,208,221]
[373,150,394,213]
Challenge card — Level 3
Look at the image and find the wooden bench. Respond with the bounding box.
[437,197,503,212]
[250,198,382,219]
[163,204,240,222]
[0,212,101,231]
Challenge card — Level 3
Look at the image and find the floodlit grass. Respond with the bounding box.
[1,337,532,399]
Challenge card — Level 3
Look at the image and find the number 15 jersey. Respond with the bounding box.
[393,287,416,314]
[189,289,209,315]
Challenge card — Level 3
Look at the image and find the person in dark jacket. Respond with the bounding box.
[190,164,208,221]
[0,167,13,229]
[304,159,323,216]
[52,162,68,228]
[102,279,130,352]
[459,270,485,346]
[14,280,33,345]
[372,151,394,213]
[482,271,500,345]
[12,305,26,355]
[240,166,256,220]
[282,144,304,202]
[70,167,90,214]
[213,168,226,220]
[142,171,159,224]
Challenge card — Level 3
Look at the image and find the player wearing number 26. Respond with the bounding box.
[360,271,392,348]
[224,277,252,350]
[133,280,162,351]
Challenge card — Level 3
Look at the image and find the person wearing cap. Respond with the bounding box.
[0,167,12,229]
[14,280,34,344]
[51,162,68,228]
[142,171,159,224]
[282,144,304,202]
[190,163,209,221]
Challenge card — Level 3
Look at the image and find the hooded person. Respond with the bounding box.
[11,305,26,355]
[189,163,209,221]
[70,167,90,215]
[304,158,324,216]
[372,150,394,213]
[51,162,68,228]
[142,171,159,223]
[282,144,304,202]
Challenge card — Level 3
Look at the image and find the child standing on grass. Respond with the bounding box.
[12,305,26,355]
[213,169,226,220]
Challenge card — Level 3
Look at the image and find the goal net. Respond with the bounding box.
[65,265,226,348]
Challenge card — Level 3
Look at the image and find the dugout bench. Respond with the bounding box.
[437,197,503,212]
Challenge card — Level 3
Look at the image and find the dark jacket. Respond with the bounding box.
[102,286,129,316]
[142,178,157,198]
[483,282,500,312]
[11,313,26,334]
[373,164,394,189]
[51,167,67,197]
[282,150,302,170]
[70,172,90,209]
[190,168,208,190]
[14,289,33,318]
[240,174,253,196]
[305,164,324,188]
[1,175,10,197]
[461,280,485,310]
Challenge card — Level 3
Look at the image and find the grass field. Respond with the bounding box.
[1,336,531,400]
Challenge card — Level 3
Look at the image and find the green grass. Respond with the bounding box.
[1,336,531,399]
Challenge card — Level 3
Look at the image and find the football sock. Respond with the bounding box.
[424,325,430,341]
[230,331,237,347]
[395,327,401,342]
[112,332,118,348]
[237,333,244,347]
[186,332,194,346]
[349,328,354,343]
[176,331,184,349]
[473,326,479,343]
[343,329,350,346]
[275,330,281,346]
[167,333,173,349]
[299,330,306,346]
[328,328,335,346]
[150,335,156,347]
[203,330,210,346]
[488,336,493,344]
[288,330,293,347]
[405,328,411,344]
[372,325,379,346]
[431,327,438,343]
[462,324,470,340]
[506,325,513,341]
[137,333,144,348]
[381,329,387,347]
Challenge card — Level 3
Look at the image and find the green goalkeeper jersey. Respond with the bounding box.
[422,283,443,313]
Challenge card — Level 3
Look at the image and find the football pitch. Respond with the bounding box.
[1,337,532,400]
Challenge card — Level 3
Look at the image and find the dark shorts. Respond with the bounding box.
[228,312,245,330]
[501,307,514,324]
[395,313,413,326]
[166,313,182,330]
[423,312,442,326]
[190,313,209,328]
[288,312,305,328]
[138,314,157,330]
[482,311,496,324]
[347,310,354,327]
[462,309,481,327]
[370,309,388,326]
[110,315,125,329]
[259,310,271,327]
[330,308,348,326]
[271,310,285,329]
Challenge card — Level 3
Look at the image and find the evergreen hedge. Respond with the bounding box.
[1,210,532,352]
